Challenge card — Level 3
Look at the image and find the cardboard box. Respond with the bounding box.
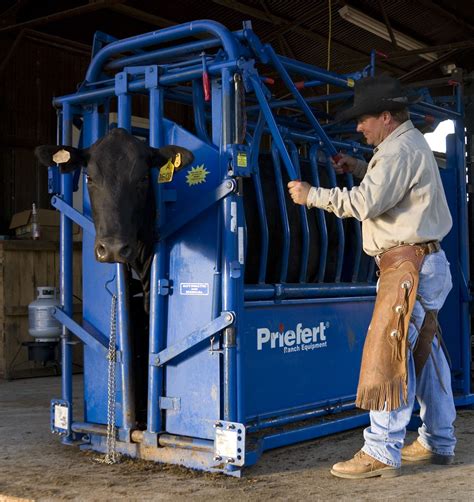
[9,209,81,241]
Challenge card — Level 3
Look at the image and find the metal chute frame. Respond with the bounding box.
[48,20,473,476]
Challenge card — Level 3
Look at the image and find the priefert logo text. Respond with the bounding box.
[257,322,328,353]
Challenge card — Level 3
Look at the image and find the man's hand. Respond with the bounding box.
[331,154,357,175]
[288,180,311,205]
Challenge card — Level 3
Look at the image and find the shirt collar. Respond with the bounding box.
[373,120,414,154]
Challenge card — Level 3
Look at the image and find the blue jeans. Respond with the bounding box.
[362,250,456,468]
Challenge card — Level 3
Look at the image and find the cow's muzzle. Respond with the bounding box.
[95,239,136,264]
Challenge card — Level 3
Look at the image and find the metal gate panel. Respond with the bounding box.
[241,297,374,421]
[162,121,222,439]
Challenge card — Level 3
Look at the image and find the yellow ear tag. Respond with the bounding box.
[173,152,182,169]
[158,158,175,183]
[52,149,71,164]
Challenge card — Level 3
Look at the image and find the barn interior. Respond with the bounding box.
[2,0,474,237]
[1,0,474,494]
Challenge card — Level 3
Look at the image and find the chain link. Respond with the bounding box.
[95,293,120,464]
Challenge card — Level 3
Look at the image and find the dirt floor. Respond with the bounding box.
[0,375,473,501]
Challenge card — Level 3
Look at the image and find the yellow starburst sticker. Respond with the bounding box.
[186,164,209,186]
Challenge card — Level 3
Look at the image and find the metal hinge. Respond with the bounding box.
[159,396,181,411]
[157,278,170,296]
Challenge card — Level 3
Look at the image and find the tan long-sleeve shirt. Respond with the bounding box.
[306,120,453,256]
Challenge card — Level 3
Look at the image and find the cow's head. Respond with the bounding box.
[35,128,193,265]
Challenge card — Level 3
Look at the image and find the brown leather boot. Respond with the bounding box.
[402,439,454,465]
[330,450,400,479]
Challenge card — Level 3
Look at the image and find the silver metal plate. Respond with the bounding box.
[51,399,70,435]
[213,420,245,466]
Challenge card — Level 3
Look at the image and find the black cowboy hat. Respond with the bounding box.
[335,75,420,122]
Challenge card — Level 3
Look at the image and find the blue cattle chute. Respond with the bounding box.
[45,19,473,476]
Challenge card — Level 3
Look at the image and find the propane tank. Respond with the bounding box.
[28,287,61,342]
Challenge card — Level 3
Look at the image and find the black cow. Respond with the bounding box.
[35,127,194,311]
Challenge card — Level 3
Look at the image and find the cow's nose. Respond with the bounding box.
[119,245,133,261]
[95,242,110,262]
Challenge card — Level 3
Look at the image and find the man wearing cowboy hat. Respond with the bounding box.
[288,75,456,479]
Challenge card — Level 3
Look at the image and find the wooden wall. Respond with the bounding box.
[0,241,83,379]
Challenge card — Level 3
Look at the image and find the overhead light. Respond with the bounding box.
[441,62,456,75]
[338,5,438,62]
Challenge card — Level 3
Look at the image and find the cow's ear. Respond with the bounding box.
[34,145,88,174]
[150,146,194,172]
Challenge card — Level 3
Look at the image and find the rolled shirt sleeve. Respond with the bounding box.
[306,121,452,255]
[306,153,412,221]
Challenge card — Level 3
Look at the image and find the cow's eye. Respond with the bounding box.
[85,174,92,184]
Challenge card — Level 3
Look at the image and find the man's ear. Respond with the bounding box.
[34,145,88,173]
[150,145,194,172]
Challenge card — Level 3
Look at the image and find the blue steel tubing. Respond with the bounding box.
[257,413,370,454]
[221,68,232,148]
[271,143,291,283]
[147,85,166,435]
[321,139,371,155]
[167,55,212,69]
[90,104,101,140]
[116,75,132,129]
[370,49,376,77]
[220,67,239,431]
[249,75,298,181]
[411,101,462,120]
[245,91,354,113]
[247,401,357,433]
[191,80,211,143]
[222,195,239,420]
[60,103,74,441]
[244,283,376,300]
[265,46,339,159]
[53,60,239,107]
[106,38,225,71]
[244,118,373,155]
[278,54,357,89]
[249,113,269,283]
[115,87,135,431]
[343,173,362,282]
[151,96,371,159]
[455,83,462,115]
[116,253,135,431]
[309,145,328,282]
[292,70,365,90]
[287,141,310,282]
[161,60,238,82]
[325,115,431,135]
[453,113,471,396]
[102,99,111,134]
[322,155,345,282]
[221,194,241,478]
[85,20,241,83]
